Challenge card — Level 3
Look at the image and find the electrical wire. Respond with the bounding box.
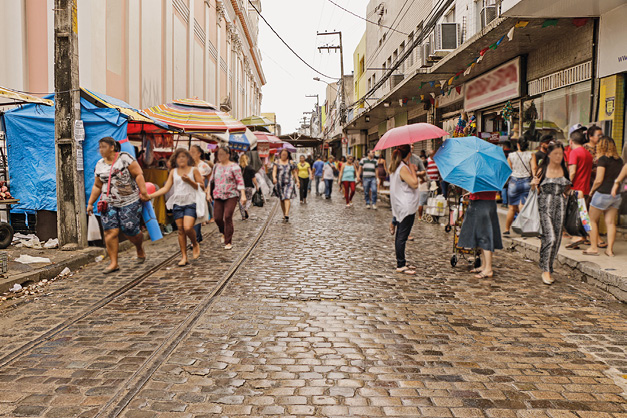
[326,0,408,35]
[365,0,414,67]
[247,0,339,80]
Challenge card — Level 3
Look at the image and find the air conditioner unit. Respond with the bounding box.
[434,23,460,54]
[427,32,440,60]
[481,6,498,28]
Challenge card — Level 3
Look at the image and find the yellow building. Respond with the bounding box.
[353,32,367,109]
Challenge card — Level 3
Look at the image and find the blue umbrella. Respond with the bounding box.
[433,136,512,193]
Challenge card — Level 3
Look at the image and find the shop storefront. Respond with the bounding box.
[465,57,524,143]
[522,62,593,143]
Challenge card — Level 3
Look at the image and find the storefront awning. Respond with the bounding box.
[0,86,53,107]
[144,100,247,133]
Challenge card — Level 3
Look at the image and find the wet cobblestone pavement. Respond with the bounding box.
[0,196,626,417]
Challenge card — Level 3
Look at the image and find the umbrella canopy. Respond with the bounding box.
[241,115,274,127]
[433,136,512,193]
[143,100,246,133]
[254,132,283,148]
[211,129,258,151]
[0,86,53,106]
[374,123,448,151]
[278,142,297,153]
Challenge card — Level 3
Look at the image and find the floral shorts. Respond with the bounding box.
[101,200,142,237]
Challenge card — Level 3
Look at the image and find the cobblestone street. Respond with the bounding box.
[1,196,626,418]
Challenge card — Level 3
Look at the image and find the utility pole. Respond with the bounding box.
[54,0,87,250]
[317,31,346,125]
[305,94,321,136]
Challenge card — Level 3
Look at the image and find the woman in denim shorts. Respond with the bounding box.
[585,137,623,257]
[150,149,205,266]
[504,138,537,235]
[88,137,150,274]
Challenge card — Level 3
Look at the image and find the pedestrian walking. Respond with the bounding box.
[377,154,388,189]
[458,190,503,279]
[338,155,359,207]
[209,146,247,249]
[585,136,623,257]
[389,145,419,275]
[360,151,378,209]
[565,130,593,248]
[535,134,553,167]
[323,156,337,199]
[297,155,313,204]
[503,138,536,235]
[273,149,298,222]
[149,148,204,266]
[426,149,443,194]
[312,156,324,196]
[87,137,150,274]
[531,141,573,285]
[238,154,258,220]
[190,145,211,242]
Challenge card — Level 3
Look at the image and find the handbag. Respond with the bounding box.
[512,189,542,236]
[564,193,586,237]
[252,189,264,207]
[97,153,119,213]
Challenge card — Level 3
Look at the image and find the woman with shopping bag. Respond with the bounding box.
[148,149,205,266]
[531,141,580,285]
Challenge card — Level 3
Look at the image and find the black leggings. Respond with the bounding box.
[395,214,415,268]
[299,177,310,200]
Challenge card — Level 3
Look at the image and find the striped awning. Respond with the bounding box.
[253,132,283,148]
[172,98,218,109]
[144,101,246,133]
[241,115,274,127]
[0,86,53,106]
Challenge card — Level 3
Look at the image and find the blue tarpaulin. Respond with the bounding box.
[2,95,128,213]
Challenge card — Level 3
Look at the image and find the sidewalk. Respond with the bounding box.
[371,186,627,303]
[496,207,627,303]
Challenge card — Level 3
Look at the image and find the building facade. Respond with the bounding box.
[0,0,265,118]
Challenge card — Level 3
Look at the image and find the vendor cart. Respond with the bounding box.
[445,187,481,269]
[0,199,17,249]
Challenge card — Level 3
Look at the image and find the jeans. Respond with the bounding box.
[440,180,449,198]
[314,176,323,195]
[324,179,333,198]
[363,176,377,205]
[194,223,203,243]
[395,214,416,268]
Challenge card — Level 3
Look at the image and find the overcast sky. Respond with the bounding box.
[258,0,366,134]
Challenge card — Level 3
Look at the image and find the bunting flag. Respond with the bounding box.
[542,19,558,28]
[435,83,441,88]
[430,92,436,99]
[455,70,463,77]
[477,55,484,63]
[448,77,454,85]
[480,47,489,56]
[420,95,425,101]
[496,35,506,46]
[573,18,588,27]
[454,75,460,80]
[515,20,529,28]
[440,79,447,88]
[489,42,498,50]
[507,26,515,41]
[447,89,453,96]
[420,82,427,89]
[429,81,435,87]
[464,66,472,76]
[456,85,462,94]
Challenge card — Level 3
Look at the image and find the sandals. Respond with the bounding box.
[470,268,482,273]
[598,242,608,249]
[103,267,120,274]
[396,267,416,275]
[566,241,584,250]
[582,250,599,256]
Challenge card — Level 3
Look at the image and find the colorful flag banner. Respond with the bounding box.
[572,18,588,27]
[515,20,529,28]
[542,19,558,28]
[456,85,462,94]
[480,47,489,56]
[507,27,515,41]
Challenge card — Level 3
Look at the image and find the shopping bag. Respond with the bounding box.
[87,214,102,241]
[252,189,264,207]
[512,189,542,237]
[564,194,586,237]
[195,189,209,225]
[577,197,592,232]
[318,181,326,195]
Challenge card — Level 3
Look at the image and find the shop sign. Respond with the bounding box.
[465,58,521,112]
[342,136,348,145]
[479,131,507,144]
[598,3,627,78]
[599,75,618,121]
[74,120,85,172]
[258,142,269,158]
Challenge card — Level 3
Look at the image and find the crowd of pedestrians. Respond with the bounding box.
[87,126,625,286]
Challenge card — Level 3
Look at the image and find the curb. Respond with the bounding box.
[0,231,149,294]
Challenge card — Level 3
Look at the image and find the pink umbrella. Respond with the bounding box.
[374,123,448,151]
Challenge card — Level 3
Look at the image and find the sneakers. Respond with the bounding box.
[372,204,377,210]
[220,235,225,244]
[366,204,371,209]
[224,244,232,250]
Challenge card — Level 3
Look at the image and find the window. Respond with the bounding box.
[393,50,398,63]
[387,57,391,67]
[446,7,456,23]
[400,41,405,54]
[359,57,365,75]
[368,78,372,90]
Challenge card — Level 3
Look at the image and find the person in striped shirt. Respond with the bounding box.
[360,151,379,209]
[427,148,448,197]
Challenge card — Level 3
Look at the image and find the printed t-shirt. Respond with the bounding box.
[94,152,139,207]
[568,146,593,195]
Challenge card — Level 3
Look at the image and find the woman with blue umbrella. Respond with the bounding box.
[434,136,512,279]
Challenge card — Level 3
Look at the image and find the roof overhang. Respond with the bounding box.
[278,133,324,148]
[501,0,625,17]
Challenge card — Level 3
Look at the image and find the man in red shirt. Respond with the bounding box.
[567,131,593,247]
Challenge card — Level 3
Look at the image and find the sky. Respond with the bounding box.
[258,0,367,134]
